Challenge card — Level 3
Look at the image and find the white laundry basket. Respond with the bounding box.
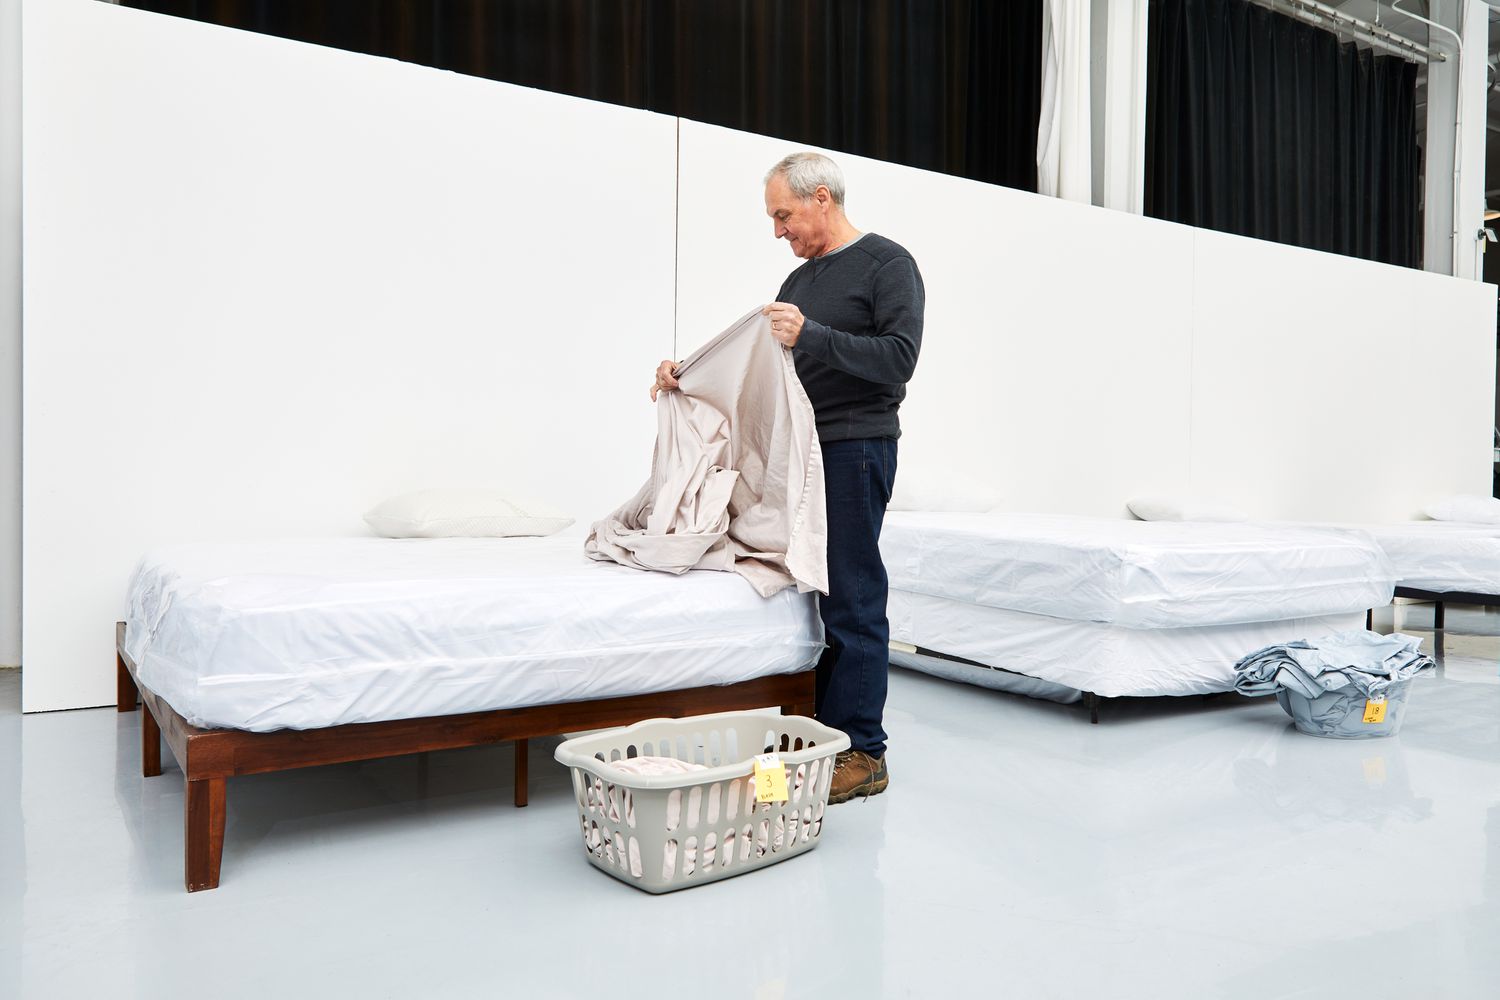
[554,712,850,894]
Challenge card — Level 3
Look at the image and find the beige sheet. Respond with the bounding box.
[586,308,828,597]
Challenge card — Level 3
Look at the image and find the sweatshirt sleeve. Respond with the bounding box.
[793,256,925,384]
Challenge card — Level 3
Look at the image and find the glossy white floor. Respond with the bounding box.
[1,605,1496,1000]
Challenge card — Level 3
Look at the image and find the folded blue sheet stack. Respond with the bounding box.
[1233,630,1435,739]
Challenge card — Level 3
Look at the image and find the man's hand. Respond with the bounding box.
[762,302,805,348]
[650,359,681,401]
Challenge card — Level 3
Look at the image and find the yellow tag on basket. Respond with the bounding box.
[1362,699,1388,724]
[753,754,789,803]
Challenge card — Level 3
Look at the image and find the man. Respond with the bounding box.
[653,151,924,804]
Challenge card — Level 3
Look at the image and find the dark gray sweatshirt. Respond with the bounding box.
[776,233,925,442]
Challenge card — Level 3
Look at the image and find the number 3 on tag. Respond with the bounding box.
[1362,699,1387,724]
[753,753,789,803]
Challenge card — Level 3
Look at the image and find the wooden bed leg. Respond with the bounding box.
[141,705,163,778]
[415,752,430,798]
[1434,602,1446,630]
[185,777,226,892]
[117,648,138,712]
[781,702,814,718]
[513,739,528,808]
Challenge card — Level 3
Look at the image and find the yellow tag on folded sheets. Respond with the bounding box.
[1362,699,1387,724]
[753,754,789,803]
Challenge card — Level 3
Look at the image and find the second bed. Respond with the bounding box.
[879,513,1397,712]
[1359,521,1500,626]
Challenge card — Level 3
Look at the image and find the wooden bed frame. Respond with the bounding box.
[115,622,816,892]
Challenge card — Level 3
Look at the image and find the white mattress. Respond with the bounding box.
[880,513,1395,628]
[1360,522,1500,595]
[125,536,823,732]
[888,590,1363,698]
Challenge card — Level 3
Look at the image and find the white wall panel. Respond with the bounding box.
[1189,229,1496,520]
[672,123,801,354]
[0,0,19,667]
[676,120,1195,517]
[22,1,678,710]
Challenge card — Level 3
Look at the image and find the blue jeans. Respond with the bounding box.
[815,437,897,758]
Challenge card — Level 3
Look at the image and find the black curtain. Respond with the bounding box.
[1146,0,1421,268]
[117,0,1043,192]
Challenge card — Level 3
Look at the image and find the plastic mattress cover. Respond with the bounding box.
[124,536,823,732]
[888,589,1364,698]
[880,513,1396,628]
[889,646,1084,704]
[1359,521,1500,594]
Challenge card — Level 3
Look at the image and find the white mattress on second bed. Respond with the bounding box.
[889,590,1363,698]
[1360,522,1500,594]
[125,536,823,732]
[880,513,1395,628]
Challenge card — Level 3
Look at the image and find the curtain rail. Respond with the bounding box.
[1248,0,1444,63]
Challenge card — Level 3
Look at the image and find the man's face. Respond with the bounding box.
[765,175,831,259]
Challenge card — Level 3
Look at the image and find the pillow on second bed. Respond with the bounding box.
[1422,494,1500,525]
[1127,496,1249,523]
[365,489,574,538]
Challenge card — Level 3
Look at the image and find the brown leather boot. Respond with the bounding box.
[828,749,889,804]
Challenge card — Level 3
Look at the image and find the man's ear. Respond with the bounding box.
[815,185,832,208]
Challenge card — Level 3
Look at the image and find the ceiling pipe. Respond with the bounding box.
[1251,0,1445,62]
[1394,0,1469,274]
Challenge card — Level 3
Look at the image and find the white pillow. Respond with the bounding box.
[1127,496,1249,523]
[1422,494,1500,524]
[364,489,574,538]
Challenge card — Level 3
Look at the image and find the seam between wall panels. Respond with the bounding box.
[7,0,22,674]
[673,117,680,361]
[1188,234,1195,491]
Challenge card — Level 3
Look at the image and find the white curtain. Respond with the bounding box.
[1037,0,1092,202]
[1097,0,1149,213]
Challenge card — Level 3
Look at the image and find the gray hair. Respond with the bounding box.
[764,152,846,207]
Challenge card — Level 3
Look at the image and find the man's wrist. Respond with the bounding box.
[796,319,826,355]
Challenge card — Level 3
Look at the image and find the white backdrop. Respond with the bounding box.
[1,0,19,668]
[21,1,1499,712]
[1189,229,1496,521]
[677,120,1496,520]
[22,0,677,711]
[676,120,1196,515]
